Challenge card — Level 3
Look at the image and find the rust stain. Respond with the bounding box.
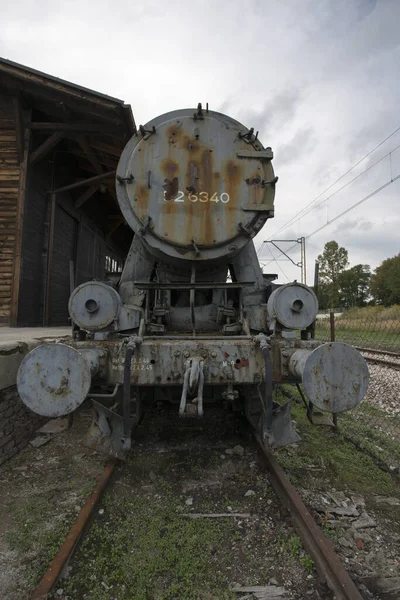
[136,183,150,209]
[163,177,179,202]
[200,149,215,245]
[234,358,249,370]
[161,158,179,178]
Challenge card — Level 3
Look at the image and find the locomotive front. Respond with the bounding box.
[16,105,369,456]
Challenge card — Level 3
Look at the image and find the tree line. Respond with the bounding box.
[315,241,400,309]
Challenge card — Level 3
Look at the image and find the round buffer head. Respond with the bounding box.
[302,342,369,413]
[17,344,92,417]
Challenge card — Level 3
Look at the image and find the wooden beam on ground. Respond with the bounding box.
[75,185,98,208]
[53,170,116,194]
[30,131,64,165]
[10,126,31,326]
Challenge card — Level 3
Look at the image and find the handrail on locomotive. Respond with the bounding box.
[17,105,369,457]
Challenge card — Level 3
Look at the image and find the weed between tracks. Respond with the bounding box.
[58,409,321,600]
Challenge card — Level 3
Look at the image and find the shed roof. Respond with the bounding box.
[0,57,135,136]
[0,57,136,252]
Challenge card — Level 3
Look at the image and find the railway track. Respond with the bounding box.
[355,347,400,370]
[29,406,367,600]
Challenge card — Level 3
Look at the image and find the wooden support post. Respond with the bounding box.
[30,131,64,165]
[44,193,56,326]
[13,96,24,164]
[10,126,31,326]
[330,310,335,342]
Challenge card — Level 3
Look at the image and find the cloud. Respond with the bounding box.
[1,0,398,285]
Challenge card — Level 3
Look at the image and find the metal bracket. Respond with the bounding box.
[191,238,201,257]
[237,221,253,236]
[193,103,205,120]
[138,215,153,236]
[139,124,156,139]
[117,173,134,184]
[261,176,279,187]
[238,128,258,143]
[237,148,273,160]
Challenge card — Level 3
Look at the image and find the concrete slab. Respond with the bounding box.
[0,327,71,343]
[0,327,71,391]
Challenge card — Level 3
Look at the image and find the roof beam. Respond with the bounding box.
[53,170,116,194]
[28,122,123,135]
[76,135,118,203]
[30,131,64,165]
[106,216,124,239]
[81,139,122,157]
[74,185,98,208]
[76,136,104,175]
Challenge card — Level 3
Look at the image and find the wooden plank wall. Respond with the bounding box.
[0,95,19,325]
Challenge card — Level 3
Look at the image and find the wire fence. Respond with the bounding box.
[314,309,400,473]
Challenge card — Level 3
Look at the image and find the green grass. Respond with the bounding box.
[63,481,238,600]
[276,387,400,498]
[337,305,400,321]
[315,324,400,351]
[315,304,400,351]
[6,498,75,587]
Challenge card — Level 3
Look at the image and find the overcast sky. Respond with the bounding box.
[2,0,399,283]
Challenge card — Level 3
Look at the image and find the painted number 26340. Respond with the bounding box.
[163,191,230,203]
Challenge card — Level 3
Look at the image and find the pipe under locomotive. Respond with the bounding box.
[17,105,369,457]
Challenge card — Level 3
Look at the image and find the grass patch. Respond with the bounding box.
[315,323,400,351]
[6,498,75,587]
[276,387,400,498]
[315,305,400,350]
[63,481,238,600]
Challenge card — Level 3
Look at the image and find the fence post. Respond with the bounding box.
[330,310,335,342]
[309,261,319,340]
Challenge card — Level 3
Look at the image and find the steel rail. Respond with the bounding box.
[364,356,400,370]
[254,434,363,600]
[30,458,118,600]
[354,346,400,358]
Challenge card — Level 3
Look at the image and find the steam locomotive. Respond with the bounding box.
[17,105,369,457]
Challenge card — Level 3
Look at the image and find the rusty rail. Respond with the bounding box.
[363,356,400,370]
[31,458,118,600]
[354,346,400,358]
[254,434,363,600]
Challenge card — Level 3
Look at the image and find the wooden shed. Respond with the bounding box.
[0,58,136,326]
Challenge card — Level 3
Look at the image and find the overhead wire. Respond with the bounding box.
[266,245,291,282]
[256,123,400,254]
[271,142,400,236]
[262,170,400,268]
